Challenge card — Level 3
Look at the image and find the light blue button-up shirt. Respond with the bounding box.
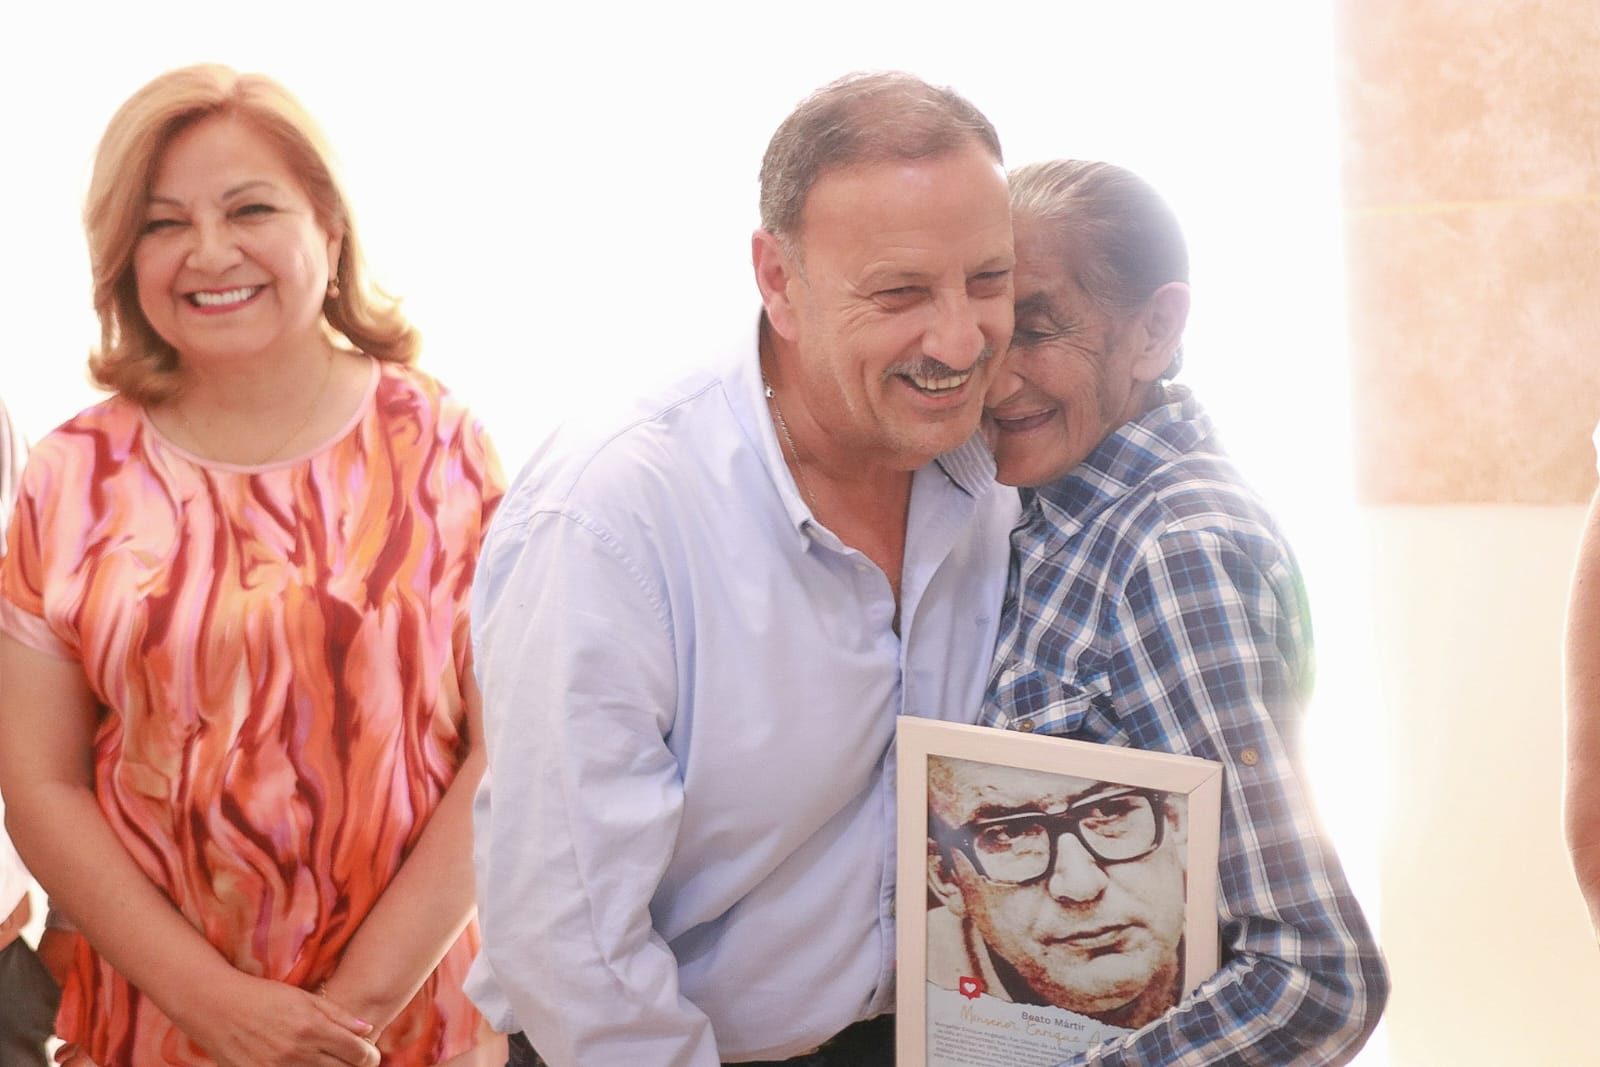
[467,319,1018,1065]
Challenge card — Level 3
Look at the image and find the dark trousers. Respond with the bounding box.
[0,936,58,1067]
[507,1014,894,1066]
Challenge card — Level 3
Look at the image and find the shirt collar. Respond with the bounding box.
[1026,383,1212,554]
[725,312,813,541]
[934,434,1000,498]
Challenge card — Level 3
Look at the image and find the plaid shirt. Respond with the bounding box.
[982,385,1387,1065]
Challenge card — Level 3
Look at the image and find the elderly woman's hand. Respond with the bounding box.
[168,971,380,1067]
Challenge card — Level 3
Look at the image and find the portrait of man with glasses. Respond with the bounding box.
[925,754,1188,1030]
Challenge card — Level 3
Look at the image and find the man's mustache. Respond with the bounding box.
[885,345,997,382]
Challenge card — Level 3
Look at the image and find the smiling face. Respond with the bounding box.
[759,143,1015,470]
[983,225,1163,488]
[928,758,1187,1022]
[133,114,341,372]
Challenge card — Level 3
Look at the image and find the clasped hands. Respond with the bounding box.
[54,970,383,1067]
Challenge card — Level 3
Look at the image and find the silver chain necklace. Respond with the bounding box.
[763,377,821,513]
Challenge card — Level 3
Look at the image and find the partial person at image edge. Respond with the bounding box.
[0,398,58,1067]
[1563,420,1600,944]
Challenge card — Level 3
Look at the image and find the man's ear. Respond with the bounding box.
[928,842,969,918]
[752,229,802,342]
[1131,281,1190,382]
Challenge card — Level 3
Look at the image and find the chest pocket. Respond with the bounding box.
[986,663,1128,747]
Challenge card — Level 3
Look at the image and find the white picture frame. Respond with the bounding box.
[896,717,1223,1067]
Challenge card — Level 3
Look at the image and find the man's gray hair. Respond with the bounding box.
[759,71,1003,242]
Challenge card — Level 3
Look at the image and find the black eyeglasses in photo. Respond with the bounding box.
[932,787,1169,886]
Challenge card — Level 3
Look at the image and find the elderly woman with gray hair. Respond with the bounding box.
[978,159,1389,1064]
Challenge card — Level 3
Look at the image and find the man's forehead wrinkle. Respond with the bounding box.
[857,250,938,281]
[801,183,1011,256]
[855,247,1004,278]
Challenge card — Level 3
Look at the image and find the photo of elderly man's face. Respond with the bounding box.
[926,755,1188,1028]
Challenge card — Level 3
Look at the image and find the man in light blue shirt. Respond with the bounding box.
[468,72,1020,1066]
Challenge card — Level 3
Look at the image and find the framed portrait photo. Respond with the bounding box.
[896,718,1223,1067]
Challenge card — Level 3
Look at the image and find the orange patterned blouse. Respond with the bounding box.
[0,360,504,1065]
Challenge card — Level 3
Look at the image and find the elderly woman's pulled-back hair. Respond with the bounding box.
[758,71,1002,246]
[85,63,418,404]
[1009,160,1189,375]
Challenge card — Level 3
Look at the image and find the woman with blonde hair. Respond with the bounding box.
[0,64,505,1067]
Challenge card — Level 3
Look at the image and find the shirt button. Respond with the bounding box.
[1239,747,1260,766]
[1015,719,1035,733]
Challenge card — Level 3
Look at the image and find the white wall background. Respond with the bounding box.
[1,0,1351,489]
[1362,507,1598,1066]
[15,3,1588,1064]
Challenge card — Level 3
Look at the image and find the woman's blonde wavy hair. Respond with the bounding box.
[85,64,418,404]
